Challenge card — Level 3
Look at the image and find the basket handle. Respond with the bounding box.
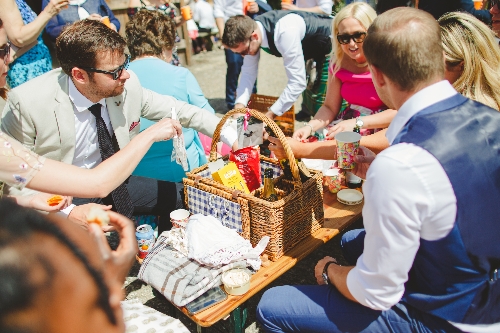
[209,108,301,184]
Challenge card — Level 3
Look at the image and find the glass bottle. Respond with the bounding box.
[262,168,278,202]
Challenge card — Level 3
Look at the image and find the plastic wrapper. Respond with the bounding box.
[229,146,261,192]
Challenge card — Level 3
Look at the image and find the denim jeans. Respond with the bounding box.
[224,48,256,110]
[256,228,462,333]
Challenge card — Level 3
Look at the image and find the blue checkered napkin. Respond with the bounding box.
[186,185,243,233]
[260,160,283,182]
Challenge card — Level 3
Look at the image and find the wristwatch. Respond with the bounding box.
[322,261,336,285]
[353,117,364,133]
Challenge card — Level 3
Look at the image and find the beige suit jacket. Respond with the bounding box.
[1,68,220,196]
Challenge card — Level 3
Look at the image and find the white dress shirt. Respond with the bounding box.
[193,0,215,28]
[213,0,244,21]
[346,80,500,333]
[235,14,306,116]
[296,0,333,14]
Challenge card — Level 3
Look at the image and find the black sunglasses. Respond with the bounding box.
[337,32,367,45]
[80,54,130,80]
[0,42,11,62]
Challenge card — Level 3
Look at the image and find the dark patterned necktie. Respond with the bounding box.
[89,103,133,218]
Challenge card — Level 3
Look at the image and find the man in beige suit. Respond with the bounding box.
[1,19,236,233]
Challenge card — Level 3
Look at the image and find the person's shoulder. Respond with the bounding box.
[9,68,65,100]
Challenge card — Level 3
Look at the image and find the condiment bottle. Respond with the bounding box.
[262,168,278,201]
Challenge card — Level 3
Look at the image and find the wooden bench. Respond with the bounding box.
[176,190,363,332]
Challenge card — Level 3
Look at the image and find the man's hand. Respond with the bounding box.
[352,146,376,180]
[88,210,137,285]
[68,203,112,230]
[326,119,356,140]
[281,2,298,10]
[234,103,246,110]
[148,118,182,142]
[314,256,338,285]
[264,110,276,120]
[247,1,259,13]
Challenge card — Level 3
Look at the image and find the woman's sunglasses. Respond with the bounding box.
[80,54,130,80]
[0,43,11,62]
[337,32,367,45]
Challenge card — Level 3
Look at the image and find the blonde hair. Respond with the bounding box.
[439,12,500,111]
[330,2,377,76]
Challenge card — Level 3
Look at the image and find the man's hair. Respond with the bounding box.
[125,9,177,59]
[0,19,6,100]
[330,2,377,77]
[363,7,444,91]
[439,12,500,111]
[222,15,256,48]
[0,199,117,332]
[56,19,127,76]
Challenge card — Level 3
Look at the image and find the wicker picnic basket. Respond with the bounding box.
[183,109,323,261]
[249,94,295,137]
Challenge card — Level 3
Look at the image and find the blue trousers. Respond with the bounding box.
[256,228,462,333]
[224,48,257,109]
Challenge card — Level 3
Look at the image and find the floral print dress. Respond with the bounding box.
[7,0,53,88]
[0,132,45,190]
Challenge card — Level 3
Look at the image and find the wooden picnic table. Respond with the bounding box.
[178,189,364,332]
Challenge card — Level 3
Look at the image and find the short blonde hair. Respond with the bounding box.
[330,2,377,76]
[439,12,500,111]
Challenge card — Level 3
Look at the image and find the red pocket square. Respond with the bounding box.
[129,121,140,131]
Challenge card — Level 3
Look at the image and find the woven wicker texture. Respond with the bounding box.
[185,109,323,261]
[249,94,295,137]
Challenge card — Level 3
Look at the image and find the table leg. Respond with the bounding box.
[229,305,248,333]
[196,324,208,333]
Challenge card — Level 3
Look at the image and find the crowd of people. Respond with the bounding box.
[0,0,499,332]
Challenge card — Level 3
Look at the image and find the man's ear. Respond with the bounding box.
[368,64,386,88]
[71,67,88,84]
[251,30,259,41]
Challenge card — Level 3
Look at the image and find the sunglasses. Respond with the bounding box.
[80,54,130,80]
[337,32,367,45]
[0,42,11,62]
[239,38,253,56]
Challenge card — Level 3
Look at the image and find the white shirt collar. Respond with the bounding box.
[68,77,106,113]
[256,21,268,49]
[386,80,458,144]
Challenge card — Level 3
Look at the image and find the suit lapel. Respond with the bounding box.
[54,75,77,164]
[106,93,129,150]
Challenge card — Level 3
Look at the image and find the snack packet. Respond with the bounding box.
[47,195,63,206]
[229,146,261,192]
[237,113,264,149]
[170,107,188,171]
[87,207,110,227]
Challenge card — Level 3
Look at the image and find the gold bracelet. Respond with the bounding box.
[304,123,314,134]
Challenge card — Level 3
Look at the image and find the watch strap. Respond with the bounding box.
[322,261,336,285]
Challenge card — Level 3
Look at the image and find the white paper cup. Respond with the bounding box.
[170,209,190,229]
[335,131,361,169]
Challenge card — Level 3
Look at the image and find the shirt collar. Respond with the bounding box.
[68,77,106,113]
[386,80,458,144]
[256,21,268,49]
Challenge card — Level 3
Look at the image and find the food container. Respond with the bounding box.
[337,189,363,205]
[221,269,251,296]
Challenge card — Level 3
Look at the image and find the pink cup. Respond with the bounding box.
[170,209,190,229]
[335,131,361,169]
[323,168,342,194]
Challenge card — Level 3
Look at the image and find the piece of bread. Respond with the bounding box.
[47,195,63,206]
[86,207,110,227]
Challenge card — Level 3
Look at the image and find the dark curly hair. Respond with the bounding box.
[0,199,117,332]
[125,9,177,59]
[56,19,127,76]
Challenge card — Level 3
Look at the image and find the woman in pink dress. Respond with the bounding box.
[293,2,396,141]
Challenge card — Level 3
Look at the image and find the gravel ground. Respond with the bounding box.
[123,48,362,332]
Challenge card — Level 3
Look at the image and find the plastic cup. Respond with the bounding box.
[170,209,190,229]
[181,6,192,21]
[101,16,111,28]
[335,131,361,170]
[473,0,483,9]
[323,168,342,194]
[247,0,256,11]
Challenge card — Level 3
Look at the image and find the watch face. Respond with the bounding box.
[322,272,330,285]
[356,119,363,127]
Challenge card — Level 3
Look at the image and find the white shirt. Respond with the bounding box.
[235,14,306,116]
[296,0,333,14]
[346,80,500,333]
[193,0,215,28]
[213,0,244,21]
[68,78,111,169]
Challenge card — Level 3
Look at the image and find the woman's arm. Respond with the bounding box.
[292,74,343,141]
[326,109,397,139]
[26,118,181,197]
[0,0,68,47]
